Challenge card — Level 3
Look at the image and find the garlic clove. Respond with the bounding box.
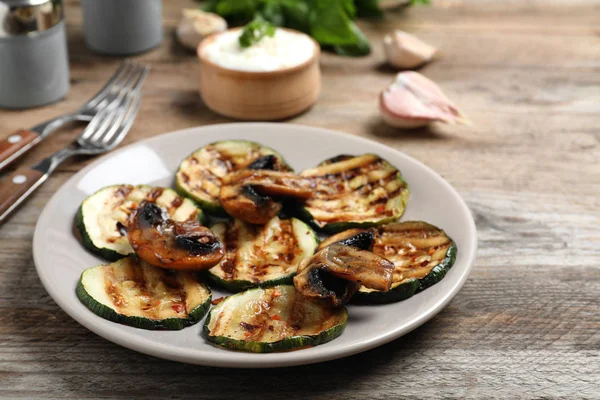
[380,71,470,129]
[176,9,227,51]
[383,30,437,70]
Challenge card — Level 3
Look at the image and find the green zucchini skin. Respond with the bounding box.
[352,278,420,304]
[76,258,212,330]
[203,285,348,353]
[76,185,203,262]
[175,179,226,217]
[76,205,123,262]
[203,314,347,353]
[174,140,293,216]
[417,241,457,292]
[205,217,319,292]
[297,154,410,234]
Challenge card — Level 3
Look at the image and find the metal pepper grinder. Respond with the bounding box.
[0,0,70,109]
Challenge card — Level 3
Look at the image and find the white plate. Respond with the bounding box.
[33,123,477,368]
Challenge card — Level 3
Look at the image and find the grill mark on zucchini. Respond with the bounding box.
[171,197,183,208]
[135,262,157,320]
[221,223,242,280]
[246,290,276,341]
[206,218,318,292]
[161,271,188,318]
[104,266,125,312]
[147,187,164,202]
[115,186,133,198]
[286,291,307,333]
[299,154,409,232]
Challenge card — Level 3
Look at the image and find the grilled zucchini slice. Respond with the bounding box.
[352,221,457,304]
[76,257,212,330]
[175,140,292,215]
[203,285,347,353]
[77,185,204,262]
[298,154,409,233]
[206,217,318,292]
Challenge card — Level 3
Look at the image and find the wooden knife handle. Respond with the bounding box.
[0,130,42,172]
[0,167,47,226]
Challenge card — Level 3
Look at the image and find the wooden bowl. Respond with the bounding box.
[197,28,321,121]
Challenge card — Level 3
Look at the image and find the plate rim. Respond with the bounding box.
[33,122,477,368]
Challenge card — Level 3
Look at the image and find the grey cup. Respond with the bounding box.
[81,0,163,55]
[0,21,70,109]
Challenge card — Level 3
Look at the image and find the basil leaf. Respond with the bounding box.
[200,0,220,12]
[216,0,258,23]
[309,0,358,46]
[239,17,277,48]
[281,0,311,33]
[354,0,384,18]
[332,20,371,56]
[259,0,285,26]
[342,0,357,19]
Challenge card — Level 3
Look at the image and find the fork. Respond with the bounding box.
[0,65,150,226]
[0,61,146,173]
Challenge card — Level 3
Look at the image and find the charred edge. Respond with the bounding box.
[147,187,165,201]
[133,263,157,320]
[116,222,127,237]
[175,235,222,256]
[137,203,168,228]
[322,155,355,165]
[308,268,352,300]
[247,155,278,171]
[115,186,133,198]
[337,231,375,251]
[242,185,272,207]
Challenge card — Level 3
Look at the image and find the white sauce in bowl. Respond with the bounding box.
[201,28,316,72]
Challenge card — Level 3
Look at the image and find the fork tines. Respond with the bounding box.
[80,62,150,150]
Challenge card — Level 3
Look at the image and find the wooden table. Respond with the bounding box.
[1,0,598,398]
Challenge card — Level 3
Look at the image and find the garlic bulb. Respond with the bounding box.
[380,71,470,129]
[176,9,227,51]
[383,30,437,70]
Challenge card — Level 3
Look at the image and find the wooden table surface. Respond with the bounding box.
[1,0,599,398]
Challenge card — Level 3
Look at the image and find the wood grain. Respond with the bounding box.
[0,129,41,172]
[0,0,599,399]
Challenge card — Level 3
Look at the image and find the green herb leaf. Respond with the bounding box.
[280,0,310,33]
[354,0,384,18]
[200,0,220,12]
[216,0,257,18]
[309,0,358,46]
[332,20,371,56]
[239,17,277,48]
[259,0,285,26]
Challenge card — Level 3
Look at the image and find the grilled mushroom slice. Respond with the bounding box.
[128,202,224,270]
[219,169,315,225]
[293,243,394,307]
